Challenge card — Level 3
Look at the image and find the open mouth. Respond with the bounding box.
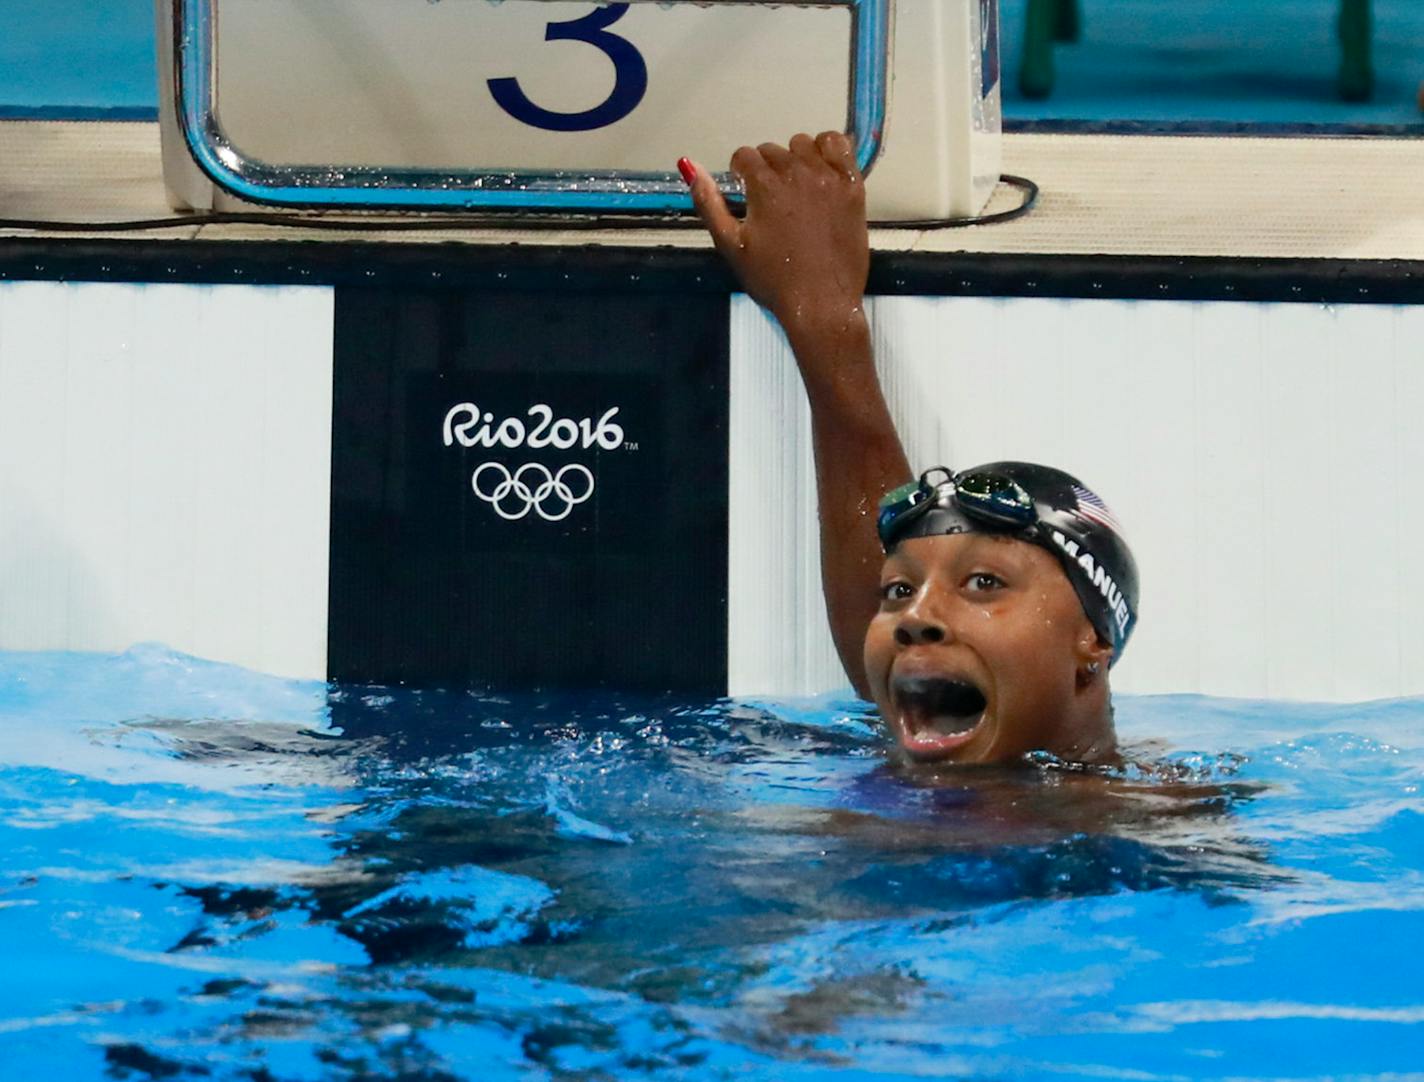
[890,675,989,758]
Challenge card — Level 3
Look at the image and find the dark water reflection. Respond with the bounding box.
[140,689,1280,1024]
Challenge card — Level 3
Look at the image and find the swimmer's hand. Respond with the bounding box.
[682,132,869,337]
[683,134,907,702]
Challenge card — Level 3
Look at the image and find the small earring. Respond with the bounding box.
[1086,662,1100,676]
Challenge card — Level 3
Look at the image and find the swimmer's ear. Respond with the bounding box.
[681,157,741,260]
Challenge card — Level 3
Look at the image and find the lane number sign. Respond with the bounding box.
[488,4,648,133]
[213,0,853,175]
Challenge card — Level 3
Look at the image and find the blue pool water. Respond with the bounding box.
[2,645,1422,1080]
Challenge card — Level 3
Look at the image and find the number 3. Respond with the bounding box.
[488,4,649,133]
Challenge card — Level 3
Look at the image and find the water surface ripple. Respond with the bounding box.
[1,646,1421,1080]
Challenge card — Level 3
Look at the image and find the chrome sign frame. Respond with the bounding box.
[171,0,891,212]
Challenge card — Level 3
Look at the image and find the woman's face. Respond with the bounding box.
[863,532,1113,765]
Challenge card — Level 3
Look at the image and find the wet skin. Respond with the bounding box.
[864,532,1116,766]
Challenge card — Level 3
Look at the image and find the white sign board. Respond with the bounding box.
[158,0,1002,219]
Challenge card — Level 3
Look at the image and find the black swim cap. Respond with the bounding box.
[877,462,1140,662]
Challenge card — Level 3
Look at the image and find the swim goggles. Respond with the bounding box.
[877,467,1037,549]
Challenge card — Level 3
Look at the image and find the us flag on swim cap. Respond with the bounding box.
[1072,484,1124,534]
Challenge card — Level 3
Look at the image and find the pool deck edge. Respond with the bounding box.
[3,119,1424,267]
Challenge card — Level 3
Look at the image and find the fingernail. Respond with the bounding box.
[677,157,697,187]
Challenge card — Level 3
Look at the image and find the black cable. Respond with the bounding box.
[0,173,1037,235]
[878,174,1038,229]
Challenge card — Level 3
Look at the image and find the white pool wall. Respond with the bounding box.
[0,282,333,679]
[730,293,1424,702]
[7,281,1422,701]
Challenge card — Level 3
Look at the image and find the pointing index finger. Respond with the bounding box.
[680,157,741,259]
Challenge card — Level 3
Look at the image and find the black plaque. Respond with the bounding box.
[328,288,729,692]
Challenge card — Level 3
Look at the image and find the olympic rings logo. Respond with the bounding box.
[470,462,595,522]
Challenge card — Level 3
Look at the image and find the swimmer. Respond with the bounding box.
[679,134,1138,767]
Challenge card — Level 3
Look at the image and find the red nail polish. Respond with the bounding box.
[677,157,697,186]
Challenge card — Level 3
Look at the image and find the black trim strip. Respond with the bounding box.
[870,252,1424,305]
[0,240,733,293]
[2,240,1423,304]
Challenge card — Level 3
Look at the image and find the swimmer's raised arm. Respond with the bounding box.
[681,133,911,698]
